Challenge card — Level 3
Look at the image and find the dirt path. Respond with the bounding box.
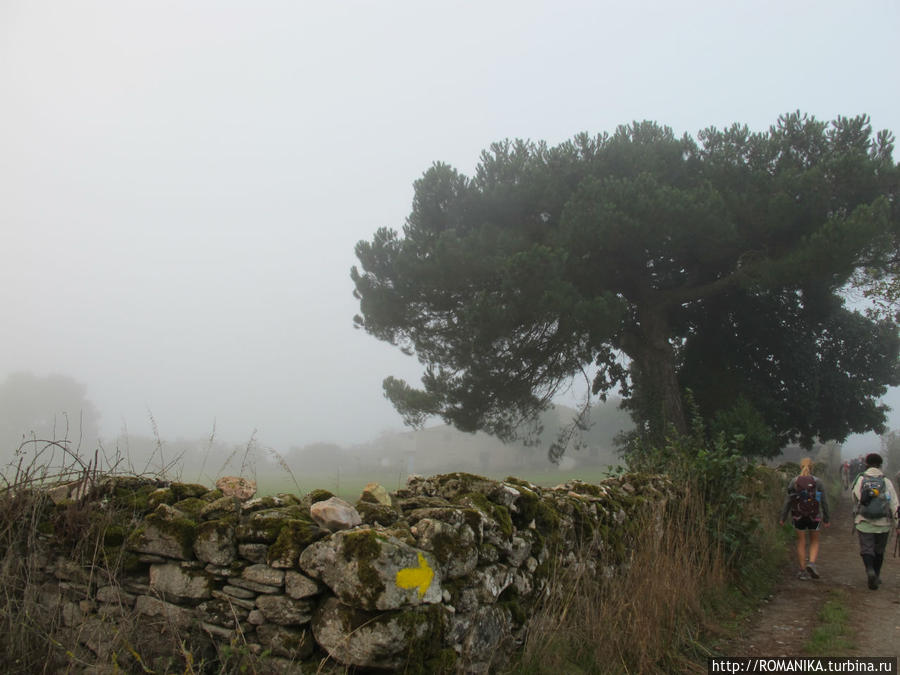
[720,489,900,657]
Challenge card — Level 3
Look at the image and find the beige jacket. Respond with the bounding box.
[852,467,899,530]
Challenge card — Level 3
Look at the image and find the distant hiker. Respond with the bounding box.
[780,457,830,580]
[840,461,850,490]
[851,452,899,590]
[850,456,866,484]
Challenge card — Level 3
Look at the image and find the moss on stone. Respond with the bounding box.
[201,489,224,502]
[461,492,513,538]
[342,531,387,609]
[424,648,458,674]
[306,489,334,505]
[170,482,210,500]
[147,487,176,509]
[267,518,325,565]
[498,586,527,626]
[275,493,302,506]
[112,483,159,513]
[121,550,142,572]
[172,497,206,520]
[429,528,472,567]
[143,508,198,559]
[237,507,308,543]
[103,524,127,547]
[355,501,399,526]
[340,528,383,563]
[395,605,447,674]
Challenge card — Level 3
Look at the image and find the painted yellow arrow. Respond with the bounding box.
[395,552,434,599]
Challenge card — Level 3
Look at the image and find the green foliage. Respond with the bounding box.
[353,112,900,457]
[624,404,756,564]
[708,398,780,458]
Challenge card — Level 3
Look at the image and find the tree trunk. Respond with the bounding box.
[624,306,687,439]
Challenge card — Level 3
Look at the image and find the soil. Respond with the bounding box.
[718,488,900,657]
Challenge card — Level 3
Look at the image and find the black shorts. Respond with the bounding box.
[793,516,821,531]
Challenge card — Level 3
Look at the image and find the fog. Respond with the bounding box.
[2,1,899,464]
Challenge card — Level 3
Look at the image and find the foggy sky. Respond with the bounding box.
[2,1,899,453]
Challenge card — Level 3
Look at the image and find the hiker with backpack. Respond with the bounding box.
[779,457,830,580]
[851,452,899,590]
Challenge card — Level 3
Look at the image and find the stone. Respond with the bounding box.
[221,584,257,600]
[215,476,257,501]
[197,597,249,625]
[248,609,265,625]
[242,564,284,587]
[284,571,321,600]
[149,563,211,600]
[412,517,478,579]
[311,597,443,670]
[96,585,136,606]
[53,558,90,583]
[237,543,269,563]
[241,495,285,514]
[193,519,236,565]
[212,590,256,610]
[227,578,282,595]
[356,501,401,527]
[256,594,315,626]
[266,519,328,568]
[451,606,512,673]
[298,527,442,611]
[200,496,240,520]
[134,595,194,629]
[126,504,197,560]
[503,536,532,568]
[451,564,513,613]
[256,624,315,660]
[310,497,362,532]
[201,622,235,641]
[359,482,392,507]
[236,508,299,544]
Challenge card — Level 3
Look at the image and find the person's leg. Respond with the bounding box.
[796,529,807,570]
[808,530,820,563]
[806,530,821,578]
[858,530,878,590]
[872,531,889,586]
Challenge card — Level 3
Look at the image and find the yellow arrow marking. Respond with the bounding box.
[395,552,434,599]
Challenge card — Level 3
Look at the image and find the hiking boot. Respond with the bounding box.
[806,562,819,579]
[797,570,810,580]
[867,568,878,590]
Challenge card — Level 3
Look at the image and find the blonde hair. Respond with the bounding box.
[800,457,813,476]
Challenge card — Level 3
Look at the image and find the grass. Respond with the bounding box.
[804,589,854,655]
[507,465,790,674]
[509,489,721,674]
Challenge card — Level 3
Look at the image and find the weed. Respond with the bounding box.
[804,589,853,655]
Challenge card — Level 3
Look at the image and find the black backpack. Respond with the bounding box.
[790,475,820,520]
[858,475,891,519]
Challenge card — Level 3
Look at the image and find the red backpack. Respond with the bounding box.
[790,475,820,520]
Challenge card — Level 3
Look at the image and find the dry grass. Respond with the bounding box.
[511,461,788,674]
[513,488,721,674]
[0,439,207,673]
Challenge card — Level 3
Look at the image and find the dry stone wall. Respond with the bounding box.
[25,471,674,673]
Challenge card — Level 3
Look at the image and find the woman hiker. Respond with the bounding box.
[779,457,830,580]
